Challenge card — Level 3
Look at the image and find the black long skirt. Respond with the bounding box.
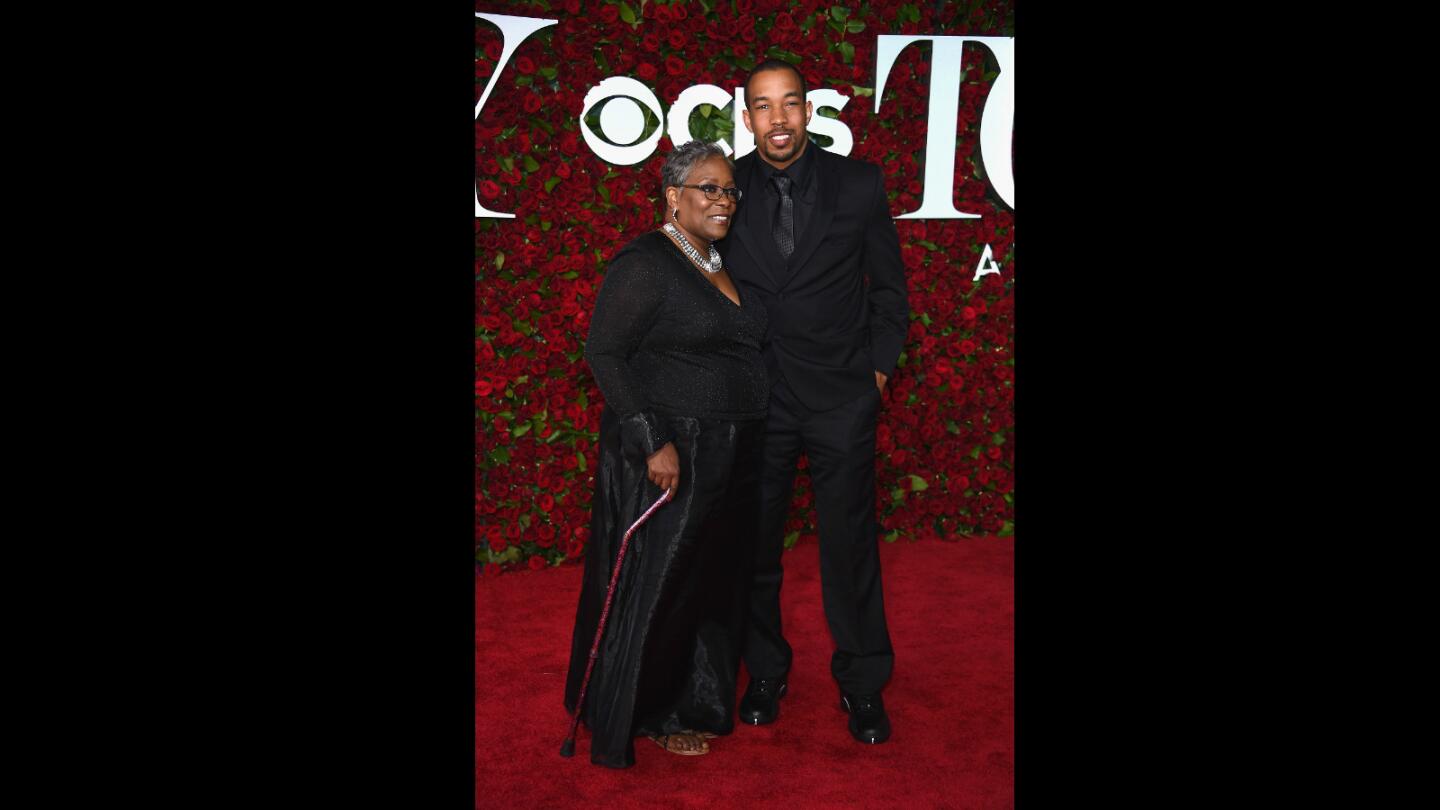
[563,406,763,768]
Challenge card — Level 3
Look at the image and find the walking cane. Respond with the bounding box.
[560,485,674,758]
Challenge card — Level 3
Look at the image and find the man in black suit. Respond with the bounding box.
[718,59,908,744]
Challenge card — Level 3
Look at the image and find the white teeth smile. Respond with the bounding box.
[769,133,791,144]
[709,215,729,221]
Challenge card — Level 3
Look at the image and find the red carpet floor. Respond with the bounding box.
[476,537,1013,809]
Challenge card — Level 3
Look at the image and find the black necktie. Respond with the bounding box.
[771,172,794,260]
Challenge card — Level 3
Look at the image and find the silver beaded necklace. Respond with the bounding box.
[662,222,723,275]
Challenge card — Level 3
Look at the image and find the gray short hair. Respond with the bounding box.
[661,140,731,195]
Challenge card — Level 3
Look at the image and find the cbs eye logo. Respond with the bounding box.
[579,77,666,166]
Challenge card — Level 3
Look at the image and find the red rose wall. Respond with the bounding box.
[476,0,1015,575]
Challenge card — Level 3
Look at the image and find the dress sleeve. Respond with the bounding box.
[583,246,676,458]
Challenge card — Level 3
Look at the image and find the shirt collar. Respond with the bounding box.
[759,138,816,195]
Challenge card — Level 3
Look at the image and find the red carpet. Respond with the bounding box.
[477,537,1013,808]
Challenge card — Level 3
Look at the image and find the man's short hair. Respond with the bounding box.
[744,59,807,107]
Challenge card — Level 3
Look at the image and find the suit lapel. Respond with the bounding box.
[783,147,837,283]
[730,156,786,291]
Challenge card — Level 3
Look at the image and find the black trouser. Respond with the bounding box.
[742,378,894,695]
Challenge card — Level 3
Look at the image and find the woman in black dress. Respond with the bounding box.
[563,141,767,767]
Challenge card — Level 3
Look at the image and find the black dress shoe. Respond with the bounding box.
[738,677,787,725]
[840,693,891,744]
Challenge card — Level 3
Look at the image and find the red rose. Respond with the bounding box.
[523,93,542,114]
[637,62,658,81]
[668,30,686,49]
[515,55,535,75]
[528,555,547,571]
[479,180,501,200]
[564,0,580,14]
[484,563,502,578]
[665,56,685,76]
[599,5,619,23]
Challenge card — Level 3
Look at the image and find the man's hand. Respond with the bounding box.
[875,370,888,394]
[646,442,680,493]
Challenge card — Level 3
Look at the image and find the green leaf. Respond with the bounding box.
[908,475,929,492]
[838,40,855,64]
[851,85,874,97]
[577,389,588,409]
[783,530,800,549]
[577,451,586,472]
[495,252,505,270]
[831,6,851,21]
[619,1,636,24]
[984,70,1000,82]
[970,446,981,459]
[544,176,562,193]
[498,155,514,172]
[512,422,532,438]
[560,270,578,280]
[998,521,1014,537]
[846,19,865,33]
[920,313,933,326]
[490,447,510,464]
[523,155,540,173]
[598,183,610,203]
[991,432,1006,445]
[884,530,899,544]
[538,66,557,80]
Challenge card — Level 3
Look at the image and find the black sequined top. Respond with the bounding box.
[585,230,769,450]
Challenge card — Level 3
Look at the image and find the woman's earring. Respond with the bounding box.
[672,207,679,220]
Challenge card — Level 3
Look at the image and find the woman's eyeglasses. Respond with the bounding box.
[677,184,743,202]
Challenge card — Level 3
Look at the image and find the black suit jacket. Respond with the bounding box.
[718,146,908,412]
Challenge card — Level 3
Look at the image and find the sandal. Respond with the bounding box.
[649,732,710,756]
